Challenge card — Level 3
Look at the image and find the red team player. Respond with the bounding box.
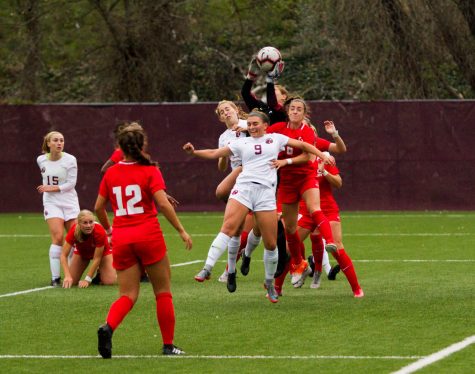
[267,98,337,287]
[94,124,192,358]
[295,154,363,297]
[60,209,116,288]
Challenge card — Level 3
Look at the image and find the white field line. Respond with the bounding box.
[392,335,475,374]
[0,260,201,299]
[0,354,424,360]
[1,232,474,238]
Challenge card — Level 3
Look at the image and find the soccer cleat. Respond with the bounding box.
[140,274,150,283]
[310,271,322,289]
[291,260,311,288]
[327,264,340,280]
[353,288,365,298]
[194,268,211,282]
[97,323,113,359]
[91,272,101,285]
[307,255,315,277]
[325,243,337,253]
[50,277,61,287]
[240,254,251,276]
[218,270,228,283]
[227,272,237,293]
[163,344,185,355]
[264,281,279,303]
[275,285,283,297]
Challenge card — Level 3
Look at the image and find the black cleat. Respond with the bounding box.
[91,272,101,285]
[327,264,341,280]
[274,252,290,278]
[308,255,315,277]
[140,274,150,283]
[97,323,113,359]
[163,344,185,355]
[227,272,237,293]
[50,277,61,287]
[240,255,251,276]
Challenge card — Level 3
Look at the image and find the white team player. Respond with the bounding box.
[183,110,330,303]
[193,101,248,283]
[37,131,80,286]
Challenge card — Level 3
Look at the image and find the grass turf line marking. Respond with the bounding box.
[392,335,475,374]
[0,286,53,298]
[0,260,201,299]
[0,354,424,360]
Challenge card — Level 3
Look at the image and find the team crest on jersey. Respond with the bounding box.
[44,210,48,216]
[41,167,45,173]
[265,138,273,144]
[231,189,238,195]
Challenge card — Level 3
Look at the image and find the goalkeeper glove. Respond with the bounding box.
[265,61,285,82]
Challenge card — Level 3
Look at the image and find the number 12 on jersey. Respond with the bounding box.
[112,185,144,216]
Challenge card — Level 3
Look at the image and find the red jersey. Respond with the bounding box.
[109,149,124,164]
[267,121,316,176]
[316,158,339,212]
[65,222,111,260]
[98,161,166,243]
[316,137,331,152]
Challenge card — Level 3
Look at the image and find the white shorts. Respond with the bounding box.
[229,182,276,212]
[43,204,80,221]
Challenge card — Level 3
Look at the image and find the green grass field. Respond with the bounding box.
[0,211,474,373]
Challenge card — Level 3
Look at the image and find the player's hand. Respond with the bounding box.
[183,143,195,155]
[324,121,338,136]
[266,61,285,81]
[270,159,286,169]
[37,185,55,193]
[179,231,193,250]
[166,193,180,208]
[321,153,335,166]
[78,279,90,288]
[62,276,73,288]
[246,56,260,81]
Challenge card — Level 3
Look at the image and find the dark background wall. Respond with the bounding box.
[1,101,474,213]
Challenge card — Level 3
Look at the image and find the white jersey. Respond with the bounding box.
[37,152,79,208]
[228,133,289,190]
[218,119,248,170]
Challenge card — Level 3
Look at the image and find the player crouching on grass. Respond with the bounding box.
[60,209,116,288]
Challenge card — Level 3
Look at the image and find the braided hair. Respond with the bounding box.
[117,123,158,167]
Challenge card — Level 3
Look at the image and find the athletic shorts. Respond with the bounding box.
[43,204,80,222]
[112,234,167,270]
[73,247,113,260]
[277,174,319,204]
[229,182,276,212]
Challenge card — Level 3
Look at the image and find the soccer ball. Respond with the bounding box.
[256,46,282,72]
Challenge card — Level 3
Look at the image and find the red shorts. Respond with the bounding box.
[297,201,340,231]
[278,174,319,204]
[111,227,167,270]
[74,247,112,260]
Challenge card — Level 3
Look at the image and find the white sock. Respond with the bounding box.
[244,230,261,257]
[227,236,240,273]
[322,249,332,275]
[49,244,62,280]
[263,248,278,281]
[204,232,231,270]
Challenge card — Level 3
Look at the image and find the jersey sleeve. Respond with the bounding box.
[65,225,76,246]
[325,163,339,175]
[227,141,240,158]
[149,167,167,194]
[316,137,331,152]
[301,126,316,145]
[93,224,107,247]
[266,121,286,134]
[109,149,124,163]
[59,155,78,193]
[241,79,264,111]
[98,174,109,199]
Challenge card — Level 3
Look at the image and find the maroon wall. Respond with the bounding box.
[1,101,474,212]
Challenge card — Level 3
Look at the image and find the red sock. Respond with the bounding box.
[106,295,134,330]
[311,210,334,244]
[310,234,324,272]
[275,260,290,290]
[286,231,303,264]
[156,292,175,345]
[240,231,249,252]
[299,241,306,259]
[333,249,361,292]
